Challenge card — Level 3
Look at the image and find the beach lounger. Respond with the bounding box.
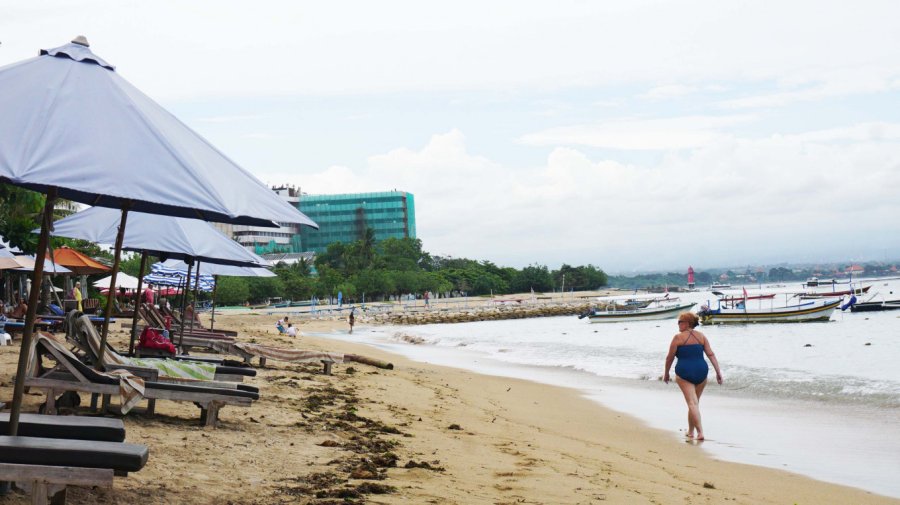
[206,340,344,374]
[0,436,148,505]
[25,334,258,427]
[0,414,145,504]
[67,312,254,383]
[138,305,234,353]
[0,413,125,442]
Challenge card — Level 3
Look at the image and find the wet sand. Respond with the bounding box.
[0,312,896,504]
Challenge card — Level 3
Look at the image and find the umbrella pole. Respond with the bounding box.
[98,205,130,369]
[178,261,193,347]
[8,187,57,436]
[190,260,201,337]
[128,250,148,356]
[210,276,219,331]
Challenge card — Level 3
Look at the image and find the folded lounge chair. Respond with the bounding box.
[67,312,255,383]
[0,414,147,504]
[25,334,258,427]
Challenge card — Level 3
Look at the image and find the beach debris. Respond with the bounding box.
[345,353,394,370]
[703,481,716,489]
[447,423,462,430]
[370,452,399,467]
[318,439,341,447]
[865,342,872,346]
[804,344,812,347]
[404,460,445,471]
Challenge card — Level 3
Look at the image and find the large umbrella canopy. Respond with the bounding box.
[11,254,72,274]
[47,207,269,267]
[49,246,110,275]
[0,38,318,229]
[154,258,276,278]
[0,248,29,270]
[145,262,215,291]
[93,272,139,290]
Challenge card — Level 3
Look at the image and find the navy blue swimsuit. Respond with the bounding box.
[675,331,709,385]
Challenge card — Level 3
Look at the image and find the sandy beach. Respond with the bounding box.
[1,312,896,504]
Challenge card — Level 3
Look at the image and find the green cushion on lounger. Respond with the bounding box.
[0,436,148,473]
[0,413,125,442]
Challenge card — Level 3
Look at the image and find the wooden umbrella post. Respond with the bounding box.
[128,250,148,356]
[209,275,219,331]
[178,261,193,347]
[98,203,130,369]
[187,260,201,340]
[8,187,57,436]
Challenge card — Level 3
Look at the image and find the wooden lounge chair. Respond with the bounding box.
[181,304,238,336]
[25,334,258,427]
[138,304,234,353]
[67,312,254,383]
[0,414,146,504]
[0,413,125,442]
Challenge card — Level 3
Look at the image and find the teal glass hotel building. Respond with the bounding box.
[298,191,416,253]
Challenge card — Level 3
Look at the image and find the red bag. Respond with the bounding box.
[138,326,176,354]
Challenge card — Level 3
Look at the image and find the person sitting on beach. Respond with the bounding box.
[286,323,297,338]
[9,298,27,319]
[276,316,288,334]
[663,312,723,441]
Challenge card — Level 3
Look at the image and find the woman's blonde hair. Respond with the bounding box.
[677,312,699,328]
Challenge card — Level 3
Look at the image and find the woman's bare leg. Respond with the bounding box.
[676,377,706,439]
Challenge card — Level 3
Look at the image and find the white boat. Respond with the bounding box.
[698,298,840,324]
[585,302,696,323]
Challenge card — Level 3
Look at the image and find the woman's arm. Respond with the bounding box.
[663,337,678,383]
[703,339,723,384]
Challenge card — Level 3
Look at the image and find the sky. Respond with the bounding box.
[2,1,899,273]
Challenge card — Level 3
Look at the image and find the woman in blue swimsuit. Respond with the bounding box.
[664,312,723,440]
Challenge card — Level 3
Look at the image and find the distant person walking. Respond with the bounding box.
[663,312,723,441]
[424,291,430,307]
[348,310,355,334]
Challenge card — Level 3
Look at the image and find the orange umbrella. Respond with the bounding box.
[49,246,110,275]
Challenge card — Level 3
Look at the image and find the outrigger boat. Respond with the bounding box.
[699,298,840,324]
[584,301,696,323]
[712,291,776,303]
[849,300,900,312]
[800,285,870,298]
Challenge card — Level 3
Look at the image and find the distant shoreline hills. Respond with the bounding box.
[608,259,899,277]
[607,260,898,290]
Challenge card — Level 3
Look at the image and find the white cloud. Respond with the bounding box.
[3,1,899,102]
[518,115,756,150]
[277,127,900,270]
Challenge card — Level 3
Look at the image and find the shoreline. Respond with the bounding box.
[294,321,897,504]
[321,324,900,501]
[1,313,896,503]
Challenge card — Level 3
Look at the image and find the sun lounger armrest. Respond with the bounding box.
[103,364,159,382]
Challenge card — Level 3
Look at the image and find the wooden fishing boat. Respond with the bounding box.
[800,285,870,298]
[713,292,776,303]
[585,302,696,323]
[849,300,900,312]
[699,298,840,324]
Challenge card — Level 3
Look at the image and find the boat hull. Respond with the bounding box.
[588,302,696,322]
[800,285,870,298]
[849,300,900,312]
[700,299,840,324]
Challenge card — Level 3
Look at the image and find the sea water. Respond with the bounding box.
[323,278,900,498]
